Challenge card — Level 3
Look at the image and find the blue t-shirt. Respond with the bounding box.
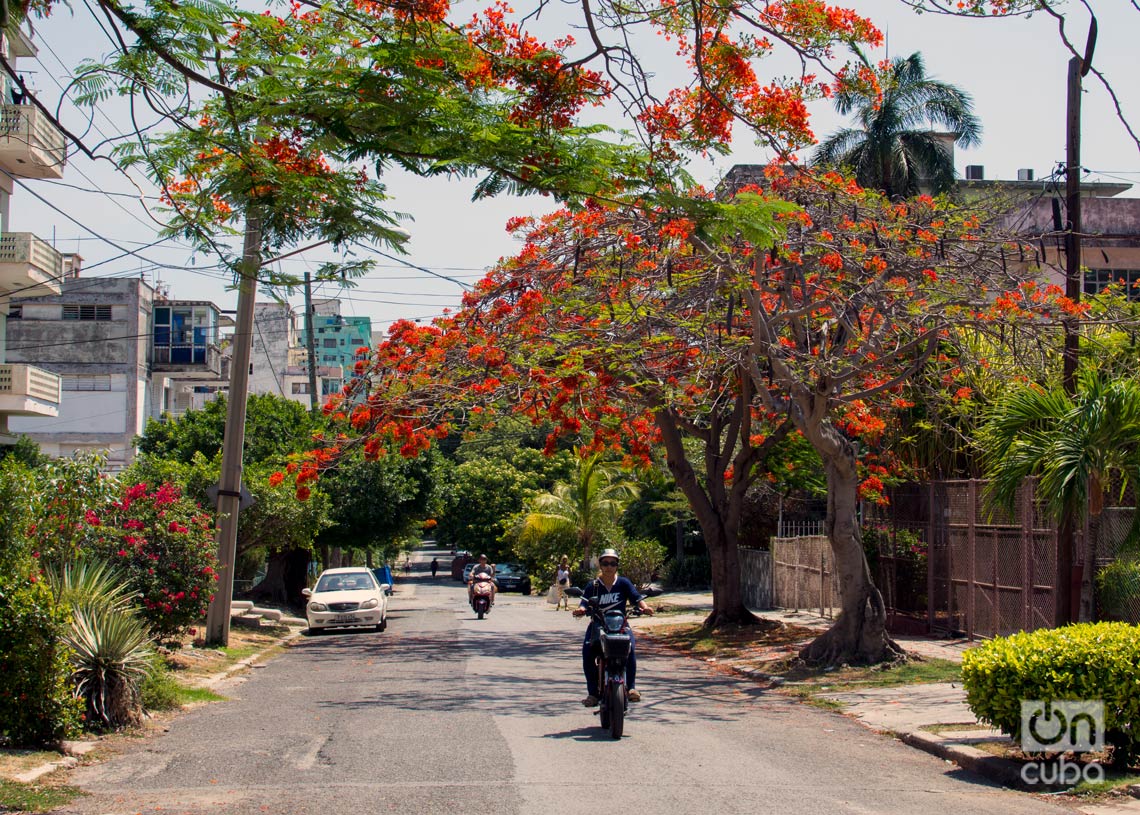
[580,576,643,615]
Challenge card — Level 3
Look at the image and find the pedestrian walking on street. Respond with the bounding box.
[556,555,571,610]
[431,558,439,578]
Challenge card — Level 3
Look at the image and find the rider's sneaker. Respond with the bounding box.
[581,695,599,707]
[627,689,641,702]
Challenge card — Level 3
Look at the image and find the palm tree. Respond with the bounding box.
[980,370,1140,524]
[517,450,639,567]
[813,52,981,198]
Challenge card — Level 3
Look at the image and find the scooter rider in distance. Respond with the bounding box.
[573,548,654,706]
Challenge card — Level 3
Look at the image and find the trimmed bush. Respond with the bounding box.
[666,554,711,588]
[962,622,1140,760]
[0,579,83,746]
[1097,559,1140,623]
[617,538,667,590]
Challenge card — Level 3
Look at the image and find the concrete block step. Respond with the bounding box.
[249,607,282,621]
[281,616,308,627]
[231,613,265,629]
[230,600,254,613]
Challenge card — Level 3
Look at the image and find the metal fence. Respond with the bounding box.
[866,480,1060,639]
[770,536,842,618]
[1091,506,1140,624]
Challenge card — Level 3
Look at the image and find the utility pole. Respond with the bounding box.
[1057,21,1097,626]
[303,271,319,412]
[205,210,263,646]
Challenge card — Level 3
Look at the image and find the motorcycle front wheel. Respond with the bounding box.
[607,682,625,739]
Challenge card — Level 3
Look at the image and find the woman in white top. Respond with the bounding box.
[555,555,572,610]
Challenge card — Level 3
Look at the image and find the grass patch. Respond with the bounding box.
[162,629,288,684]
[644,620,963,715]
[0,751,60,779]
[0,779,81,813]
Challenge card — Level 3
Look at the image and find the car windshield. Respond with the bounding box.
[315,573,375,593]
[497,565,521,576]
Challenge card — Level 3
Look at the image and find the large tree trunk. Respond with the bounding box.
[702,519,761,628]
[799,421,903,666]
[247,547,311,608]
[654,404,762,629]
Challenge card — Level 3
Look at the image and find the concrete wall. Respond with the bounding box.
[251,302,294,396]
[6,277,152,467]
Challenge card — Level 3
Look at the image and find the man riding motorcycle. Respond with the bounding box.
[572,548,653,706]
[467,554,496,606]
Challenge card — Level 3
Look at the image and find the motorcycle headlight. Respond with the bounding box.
[603,611,625,633]
[360,598,379,609]
[309,602,328,612]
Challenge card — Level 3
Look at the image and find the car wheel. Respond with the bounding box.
[522,583,532,596]
[376,616,387,632]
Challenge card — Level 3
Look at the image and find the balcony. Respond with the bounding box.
[0,103,67,179]
[0,364,61,418]
[0,232,63,298]
[152,341,223,377]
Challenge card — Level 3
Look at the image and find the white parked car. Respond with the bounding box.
[302,567,390,633]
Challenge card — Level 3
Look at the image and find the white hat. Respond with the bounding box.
[598,548,620,563]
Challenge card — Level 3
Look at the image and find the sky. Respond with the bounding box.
[8,0,1139,335]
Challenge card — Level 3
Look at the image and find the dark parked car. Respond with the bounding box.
[494,563,532,595]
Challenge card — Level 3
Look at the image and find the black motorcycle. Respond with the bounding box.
[565,585,657,739]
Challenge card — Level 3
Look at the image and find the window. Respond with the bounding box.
[291,382,310,394]
[62,304,112,321]
[63,375,112,391]
[153,304,217,364]
[323,338,337,348]
[7,305,21,320]
[1084,269,1140,300]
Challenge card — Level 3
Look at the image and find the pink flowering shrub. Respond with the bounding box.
[85,482,219,641]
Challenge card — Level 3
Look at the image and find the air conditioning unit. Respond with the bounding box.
[1017,168,1035,182]
[965,165,985,181]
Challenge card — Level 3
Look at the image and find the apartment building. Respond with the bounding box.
[0,19,65,443]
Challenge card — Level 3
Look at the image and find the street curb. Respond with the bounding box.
[199,625,304,690]
[898,730,1029,789]
[4,626,303,787]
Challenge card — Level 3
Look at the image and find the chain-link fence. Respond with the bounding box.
[1092,506,1140,624]
[866,480,1060,639]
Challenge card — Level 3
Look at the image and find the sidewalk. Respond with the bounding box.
[643,589,1140,810]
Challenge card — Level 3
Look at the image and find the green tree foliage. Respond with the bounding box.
[0,579,83,747]
[813,52,981,197]
[435,459,532,562]
[137,394,320,466]
[0,436,49,468]
[516,451,640,566]
[316,449,435,562]
[979,369,1140,523]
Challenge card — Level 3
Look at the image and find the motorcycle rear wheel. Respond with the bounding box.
[608,682,624,739]
[477,609,485,620]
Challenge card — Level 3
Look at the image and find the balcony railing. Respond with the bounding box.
[0,363,61,416]
[0,232,64,297]
[0,103,67,178]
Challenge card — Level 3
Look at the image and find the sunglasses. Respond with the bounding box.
[600,560,618,567]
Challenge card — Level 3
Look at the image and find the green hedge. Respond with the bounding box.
[0,579,83,746]
[666,555,711,589]
[962,622,1140,757]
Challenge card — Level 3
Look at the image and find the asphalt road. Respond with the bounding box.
[59,547,1075,815]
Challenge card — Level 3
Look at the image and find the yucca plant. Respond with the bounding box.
[43,558,137,616]
[65,607,153,728]
[45,557,154,728]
